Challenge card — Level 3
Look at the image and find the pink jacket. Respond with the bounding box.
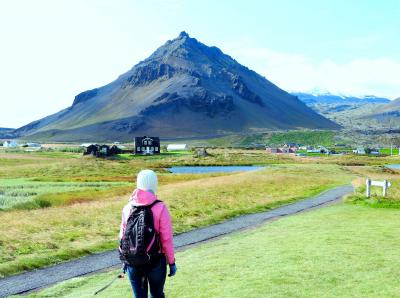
[119,189,175,265]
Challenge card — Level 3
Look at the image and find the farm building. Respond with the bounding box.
[167,144,188,151]
[134,136,160,155]
[3,140,18,147]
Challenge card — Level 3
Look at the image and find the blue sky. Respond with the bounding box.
[1,0,399,128]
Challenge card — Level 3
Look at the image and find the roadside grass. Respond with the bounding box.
[0,164,353,277]
[21,204,400,298]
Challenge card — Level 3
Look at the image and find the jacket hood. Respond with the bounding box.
[129,188,158,206]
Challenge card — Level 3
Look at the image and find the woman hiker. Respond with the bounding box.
[119,169,177,298]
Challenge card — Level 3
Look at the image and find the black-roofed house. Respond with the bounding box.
[134,136,160,155]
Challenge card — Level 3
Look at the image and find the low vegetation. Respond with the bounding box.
[267,130,336,146]
[0,157,353,277]
[3,147,400,280]
[0,179,129,210]
[345,166,400,209]
[174,130,339,147]
[21,204,400,297]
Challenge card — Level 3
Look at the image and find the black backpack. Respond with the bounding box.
[119,200,161,266]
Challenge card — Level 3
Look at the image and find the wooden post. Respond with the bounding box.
[366,178,371,197]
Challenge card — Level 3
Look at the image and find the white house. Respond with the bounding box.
[167,144,188,151]
[353,148,366,155]
[3,140,18,147]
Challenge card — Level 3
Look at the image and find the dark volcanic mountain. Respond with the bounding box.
[14,32,339,142]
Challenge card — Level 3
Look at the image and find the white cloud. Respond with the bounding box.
[229,46,400,99]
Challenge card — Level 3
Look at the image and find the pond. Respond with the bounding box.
[386,164,400,169]
[168,166,266,174]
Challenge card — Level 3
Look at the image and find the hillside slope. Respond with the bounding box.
[15,32,339,142]
[361,97,400,127]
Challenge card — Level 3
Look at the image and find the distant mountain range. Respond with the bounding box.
[293,92,390,105]
[292,92,398,130]
[0,127,14,132]
[9,32,339,142]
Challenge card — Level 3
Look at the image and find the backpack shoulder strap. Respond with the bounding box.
[148,199,162,208]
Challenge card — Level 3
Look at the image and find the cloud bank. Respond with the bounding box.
[230,47,400,99]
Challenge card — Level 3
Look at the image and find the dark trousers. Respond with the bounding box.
[127,256,167,298]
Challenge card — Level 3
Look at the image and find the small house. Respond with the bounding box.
[109,145,122,155]
[266,147,296,154]
[266,147,279,154]
[82,144,99,156]
[353,148,366,155]
[167,144,188,151]
[98,145,110,156]
[134,136,160,155]
[3,140,18,147]
[284,143,299,150]
[370,149,380,155]
[318,146,329,154]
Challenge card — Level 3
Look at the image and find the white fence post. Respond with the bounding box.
[383,180,388,197]
[366,178,371,197]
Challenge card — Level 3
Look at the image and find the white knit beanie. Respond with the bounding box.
[137,169,158,193]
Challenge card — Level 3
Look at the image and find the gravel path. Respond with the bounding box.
[0,185,353,297]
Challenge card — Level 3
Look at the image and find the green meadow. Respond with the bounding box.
[2,147,400,297]
[20,204,400,298]
[0,179,129,210]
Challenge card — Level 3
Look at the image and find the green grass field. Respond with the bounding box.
[268,130,335,146]
[0,162,352,277]
[0,179,129,210]
[379,148,400,155]
[21,203,400,298]
[2,147,400,283]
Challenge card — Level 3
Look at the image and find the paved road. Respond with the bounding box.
[0,185,353,297]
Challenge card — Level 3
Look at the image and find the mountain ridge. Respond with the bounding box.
[12,32,339,142]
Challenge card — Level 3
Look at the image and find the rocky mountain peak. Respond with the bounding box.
[178,31,189,39]
[13,32,340,141]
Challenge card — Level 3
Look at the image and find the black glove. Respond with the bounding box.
[168,263,177,277]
